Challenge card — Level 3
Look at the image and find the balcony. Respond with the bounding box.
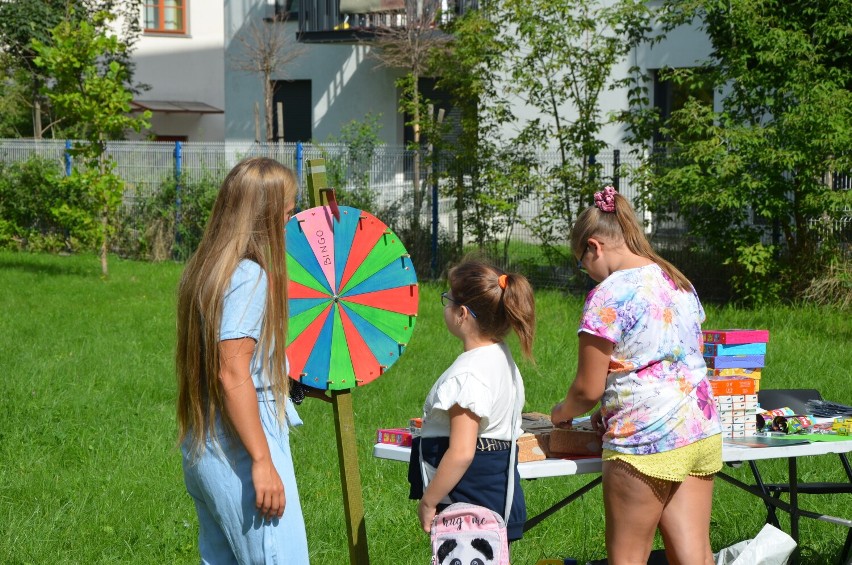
[285,0,479,43]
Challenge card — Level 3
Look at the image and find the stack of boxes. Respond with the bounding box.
[703,329,769,438]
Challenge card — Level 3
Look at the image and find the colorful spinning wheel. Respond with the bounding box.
[286,205,418,390]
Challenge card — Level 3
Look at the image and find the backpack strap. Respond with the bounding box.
[503,365,520,522]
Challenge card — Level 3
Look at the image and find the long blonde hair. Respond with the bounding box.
[448,260,536,361]
[571,190,694,292]
[176,157,297,456]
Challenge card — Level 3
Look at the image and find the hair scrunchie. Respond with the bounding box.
[497,274,508,289]
[594,186,617,213]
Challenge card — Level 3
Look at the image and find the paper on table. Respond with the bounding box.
[724,436,810,448]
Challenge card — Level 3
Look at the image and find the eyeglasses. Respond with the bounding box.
[576,245,591,275]
[441,292,477,318]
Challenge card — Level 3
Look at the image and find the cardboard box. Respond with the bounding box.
[520,412,602,457]
[702,329,770,344]
[708,368,762,378]
[516,432,547,462]
[704,342,767,356]
[377,428,412,447]
[704,354,765,369]
[710,377,756,396]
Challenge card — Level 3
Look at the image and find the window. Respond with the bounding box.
[652,68,713,144]
[272,80,312,142]
[144,1,187,34]
[274,0,299,18]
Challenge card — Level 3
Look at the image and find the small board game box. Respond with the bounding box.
[377,428,413,447]
[707,367,762,378]
[709,377,756,396]
[702,329,769,345]
[704,354,765,369]
[704,342,767,356]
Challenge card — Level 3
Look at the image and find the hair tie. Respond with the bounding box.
[594,186,617,213]
[497,274,508,289]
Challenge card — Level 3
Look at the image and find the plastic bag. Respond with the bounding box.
[713,524,796,565]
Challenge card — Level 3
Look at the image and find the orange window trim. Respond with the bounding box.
[144,0,187,34]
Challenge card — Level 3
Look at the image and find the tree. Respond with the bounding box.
[230,17,305,143]
[0,0,144,139]
[366,0,451,250]
[504,0,652,265]
[33,11,150,276]
[633,0,852,304]
[432,6,528,263]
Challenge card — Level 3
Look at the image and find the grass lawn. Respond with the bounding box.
[0,251,849,564]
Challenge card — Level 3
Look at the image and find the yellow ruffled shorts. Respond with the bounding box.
[601,434,723,482]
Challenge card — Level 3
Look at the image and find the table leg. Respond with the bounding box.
[523,476,602,532]
[748,460,781,527]
[789,457,799,564]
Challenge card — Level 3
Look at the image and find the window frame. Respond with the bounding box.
[143,0,188,35]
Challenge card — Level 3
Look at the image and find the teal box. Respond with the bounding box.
[704,342,767,356]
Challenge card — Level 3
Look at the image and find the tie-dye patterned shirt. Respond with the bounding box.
[579,263,721,454]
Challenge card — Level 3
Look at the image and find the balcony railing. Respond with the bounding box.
[290,0,479,42]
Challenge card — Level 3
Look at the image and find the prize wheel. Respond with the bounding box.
[286,205,418,390]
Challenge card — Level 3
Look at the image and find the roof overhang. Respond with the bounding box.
[130,100,223,114]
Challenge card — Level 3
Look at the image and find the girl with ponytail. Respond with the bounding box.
[408,260,535,545]
[552,186,722,564]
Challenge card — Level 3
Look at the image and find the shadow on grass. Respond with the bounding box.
[0,254,97,278]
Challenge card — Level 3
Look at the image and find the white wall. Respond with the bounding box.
[222,0,714,148]
[131,3,226,141]
[224,0,403,144]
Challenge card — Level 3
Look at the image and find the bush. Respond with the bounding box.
[0,155,95,252]
[120,173,220,261]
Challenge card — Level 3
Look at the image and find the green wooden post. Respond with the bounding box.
[306,158,367,562]
[306,158,340,220]
[332,389,370,564]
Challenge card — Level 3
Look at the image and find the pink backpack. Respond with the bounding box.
[429,502,510,565]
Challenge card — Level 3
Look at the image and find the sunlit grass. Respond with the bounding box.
[0,251,848,564]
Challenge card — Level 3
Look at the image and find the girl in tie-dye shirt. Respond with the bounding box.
[551,186,721,565]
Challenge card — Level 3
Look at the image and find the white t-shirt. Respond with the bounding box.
[421,342,525,441]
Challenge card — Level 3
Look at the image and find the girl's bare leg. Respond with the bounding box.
[602,459,671,565]
[658,474,715,565]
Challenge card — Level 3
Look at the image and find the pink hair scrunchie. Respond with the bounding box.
[594,186,617,213]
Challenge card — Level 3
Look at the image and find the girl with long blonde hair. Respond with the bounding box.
[176,157,310,563]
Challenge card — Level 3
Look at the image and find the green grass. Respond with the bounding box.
[0,251,849,564]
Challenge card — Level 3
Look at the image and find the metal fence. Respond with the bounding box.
[5,138,847,300]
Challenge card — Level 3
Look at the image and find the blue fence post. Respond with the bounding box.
[64,140,72,176]
[174,141,183,259]
[295,141,303,210]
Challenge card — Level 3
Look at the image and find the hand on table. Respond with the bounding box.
[550,401,573,429]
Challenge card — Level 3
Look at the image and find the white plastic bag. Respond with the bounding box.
[713,523,797,565]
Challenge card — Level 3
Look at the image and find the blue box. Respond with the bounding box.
[704,342,767,356]
[704,354,765,369]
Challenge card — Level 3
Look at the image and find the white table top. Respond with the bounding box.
[373,437,852,480]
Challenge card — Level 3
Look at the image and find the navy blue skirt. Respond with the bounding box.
[407,436,527,541]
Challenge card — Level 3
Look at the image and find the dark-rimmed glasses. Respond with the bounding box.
[576,245,591,275]
[440,292,477,318]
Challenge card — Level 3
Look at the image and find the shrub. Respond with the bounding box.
[122,173,220,261]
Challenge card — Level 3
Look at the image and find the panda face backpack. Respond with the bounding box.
[430,502,509,565]
[424,368,520,565]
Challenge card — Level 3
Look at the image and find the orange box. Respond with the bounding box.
[709,377,756,396]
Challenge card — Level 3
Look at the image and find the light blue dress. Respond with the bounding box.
[182,259,309,564]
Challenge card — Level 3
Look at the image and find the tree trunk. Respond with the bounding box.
[34,99,43,140]
[265,77,274,143]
